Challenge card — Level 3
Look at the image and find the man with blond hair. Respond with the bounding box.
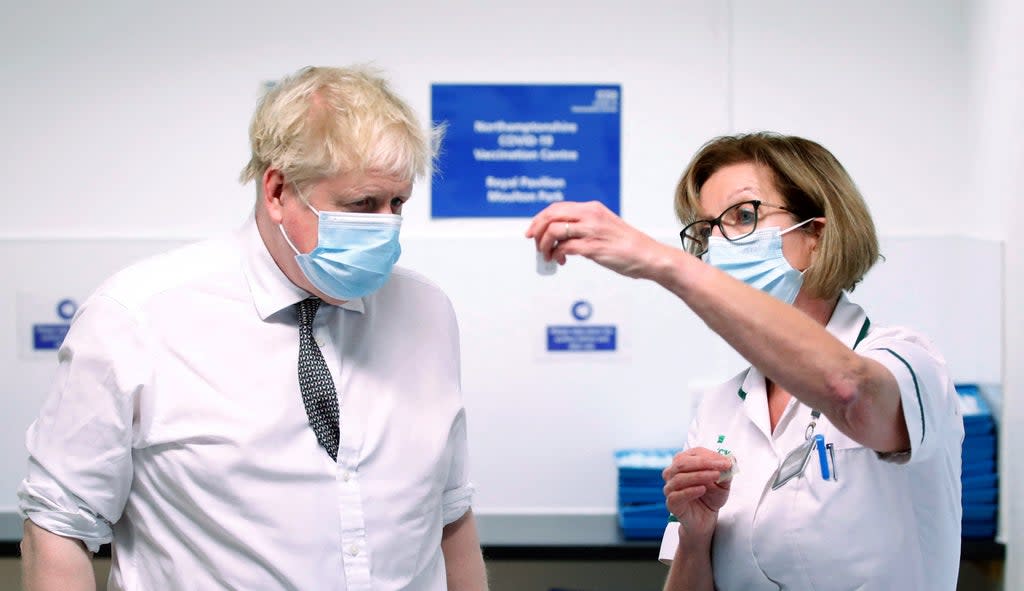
[19,66,487,591]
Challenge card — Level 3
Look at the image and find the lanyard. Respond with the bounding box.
[772,408,828,490]
[805,409,821,440]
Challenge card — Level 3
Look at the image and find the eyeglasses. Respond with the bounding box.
[679,199,793,256]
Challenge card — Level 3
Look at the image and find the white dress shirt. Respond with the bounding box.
[660,294,964,590]
[19,216,474,591]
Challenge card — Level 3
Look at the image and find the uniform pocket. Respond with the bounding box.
[788,432,911,590]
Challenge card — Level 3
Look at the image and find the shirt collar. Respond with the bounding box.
[237,213,366,320]
[825,292,870,351]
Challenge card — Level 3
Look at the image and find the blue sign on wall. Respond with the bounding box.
[33,325,70,350]
[32,298,76,351]
[546,299,617,352]
[431,84,621,218]
[547,325,617,352]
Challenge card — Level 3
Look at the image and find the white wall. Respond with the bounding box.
[967,0,1023,587]
[1,0,971,238]
[0,0,730,240]
[731,0,970,237]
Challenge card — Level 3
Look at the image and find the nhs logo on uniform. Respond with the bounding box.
[546,299,617,352]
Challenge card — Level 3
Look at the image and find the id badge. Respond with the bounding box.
[771,438,815,490]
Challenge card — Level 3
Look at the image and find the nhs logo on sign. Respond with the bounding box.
[546,299,617,352]
[570,88,619,114]
[32,298,77,350]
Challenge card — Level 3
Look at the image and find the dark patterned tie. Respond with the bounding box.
[297,298,340,461]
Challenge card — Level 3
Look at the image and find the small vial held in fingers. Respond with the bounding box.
[536,250,557,275]
[716,455,739,483]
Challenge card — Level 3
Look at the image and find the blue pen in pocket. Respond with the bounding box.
[814,434,830,480]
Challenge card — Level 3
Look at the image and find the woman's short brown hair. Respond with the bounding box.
[674,132,880,299]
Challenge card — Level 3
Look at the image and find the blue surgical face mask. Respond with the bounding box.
[704,219,814,305]
[279,202,402,300]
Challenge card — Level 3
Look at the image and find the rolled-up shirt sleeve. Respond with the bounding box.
[863,332,963,465]
[18,294,149,552]
[441,407,474,526]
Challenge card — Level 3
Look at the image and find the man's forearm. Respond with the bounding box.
[21,520,97,591]
[441,510,488,591]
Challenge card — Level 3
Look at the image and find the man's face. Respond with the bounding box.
[258,168,413,303]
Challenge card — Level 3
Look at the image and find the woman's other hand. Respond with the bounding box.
[662,448,734,542]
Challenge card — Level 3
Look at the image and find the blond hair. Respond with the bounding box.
[675,132,880,299]
[239,66,442,189]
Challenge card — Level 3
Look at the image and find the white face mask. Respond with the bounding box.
[704,219,813,305]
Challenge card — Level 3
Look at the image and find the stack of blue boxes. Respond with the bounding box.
[614,448,679,540]
[957,384,999,539]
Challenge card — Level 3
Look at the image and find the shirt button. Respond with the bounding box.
[342,471,353,482]
[315,339,326,348]
[348,544,360,557]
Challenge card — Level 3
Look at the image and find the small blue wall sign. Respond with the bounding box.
[546,299,617,352]
[32,298,77,350]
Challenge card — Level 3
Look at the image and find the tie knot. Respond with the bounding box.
[298,298,321,328]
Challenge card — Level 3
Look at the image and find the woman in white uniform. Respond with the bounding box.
[526,132,963,590]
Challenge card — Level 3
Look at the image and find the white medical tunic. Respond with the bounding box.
[19,217,474,590]
[660,294,963,590]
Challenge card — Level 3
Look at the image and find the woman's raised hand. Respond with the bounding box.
[525,201,676,279]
